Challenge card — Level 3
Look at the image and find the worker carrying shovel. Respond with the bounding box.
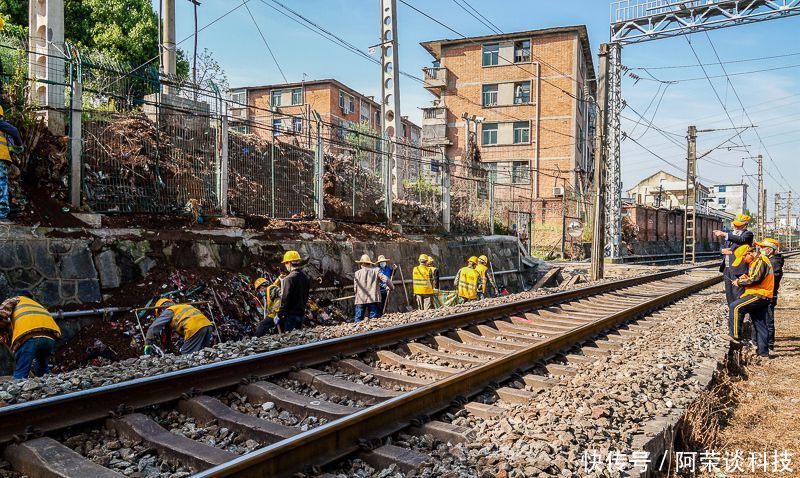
[143,298,214,356]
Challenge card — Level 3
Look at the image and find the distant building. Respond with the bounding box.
[227,79,420,145]
[708,183,748,215]
[627,171,710,210]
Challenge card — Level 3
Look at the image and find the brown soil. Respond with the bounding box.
[700,274,800,477]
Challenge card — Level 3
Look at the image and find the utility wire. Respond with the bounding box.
[630,50,800,71]
[451,0,502,34]
[244,2,288,83]
[459,0,504,34]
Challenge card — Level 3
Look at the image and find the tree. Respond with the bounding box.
[193,48,228,92]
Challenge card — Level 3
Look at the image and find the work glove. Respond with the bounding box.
[143,345,153,356]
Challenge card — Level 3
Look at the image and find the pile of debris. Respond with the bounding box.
[391,198,441,230]
[53,267,348,372]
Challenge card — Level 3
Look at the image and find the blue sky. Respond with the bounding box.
[157,0,800,213]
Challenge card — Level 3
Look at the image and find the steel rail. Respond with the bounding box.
[195,273,722,478]
[0,268,692,444]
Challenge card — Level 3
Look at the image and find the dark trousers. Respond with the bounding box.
[729,295,770,356]
[768,299,777,349]
[354,303,379,322]
[13,337,56,379]
[255,316,277,337]
[280,313,304,332]
[180,326,213,355]
[724,278,744,305]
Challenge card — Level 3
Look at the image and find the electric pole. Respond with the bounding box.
[683,125,697,264]
[789,191,793,251]
[380,0,402,219]
[757,154,764,239]
[590,44,609,281]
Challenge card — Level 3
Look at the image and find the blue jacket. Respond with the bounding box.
[0,118,22,147]
[378,264,393,292]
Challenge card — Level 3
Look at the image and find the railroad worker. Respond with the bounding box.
[353,254,393,322]
[253,276,283,337]
[145,299,214,355]
[0,105,24,223]
[376,255,393,316]
[0,290,61,379]
[278,250,311,332]
[756,238,784,351]
[476,255,495,299]
[454,256,482,303]
[424,255,442,308]
[727,244,774,358]
[412,254,436,311]
[713,213,754,305]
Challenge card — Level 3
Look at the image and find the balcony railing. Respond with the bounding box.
[422,67,447,90]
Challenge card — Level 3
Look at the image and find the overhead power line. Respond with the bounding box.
[244,2,288,83]
[630,50,800,71]
[451,0,502,34]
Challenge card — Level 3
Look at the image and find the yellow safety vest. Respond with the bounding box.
[168,304,212,341]
[412,265,435,295]
[475,263,488,293]
[10,297,61,349]
[456,267,480,300]
[266,279,282,319]
[742,255,775,300]
[0,135,10,162]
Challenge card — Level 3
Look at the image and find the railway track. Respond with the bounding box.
[0,268,721,478]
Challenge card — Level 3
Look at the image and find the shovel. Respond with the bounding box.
[396,264,414,312]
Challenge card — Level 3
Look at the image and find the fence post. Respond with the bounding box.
[315,116,324,220]
[220,115,229,215]
[488,180,495,235]
[441,149,451,233]
[69,79,82,209]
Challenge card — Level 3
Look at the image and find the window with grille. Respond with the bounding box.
[514,40,531,63]
[514,82,531,104]
[512,161,530,184]
[271,90,282,107]
[482,84,498,106]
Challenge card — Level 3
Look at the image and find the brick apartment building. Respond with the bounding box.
[228,79,420,146]
[420,26,596,226]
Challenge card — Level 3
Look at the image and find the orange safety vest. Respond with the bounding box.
[742,255,775,300]
[413,265,435,295]
[168,304,213,341]
[10,297,61,350]
[456,267,480,300]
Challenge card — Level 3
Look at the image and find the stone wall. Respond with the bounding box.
[0,227,542,308]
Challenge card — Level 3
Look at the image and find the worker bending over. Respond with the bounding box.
[353,254,393,322]
[412,254,436,310]
[145,299,214,355]
[253,276,282,336]
[756,238,783,351]
[454,256,482,303]
[476,255,496,299]
[278,250,310,331]
[727,244,774,358]
[0,290,61,379]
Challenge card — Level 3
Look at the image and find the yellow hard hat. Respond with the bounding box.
[418,254,428,263]
[732,213,751,227]
[426,255,435,264]
[731,244,753,267]
[254,277,268,289]
[467,256,479,264]
[155,298,174,309]
[282,250,301,263]
[0,105,5,117]
[479,255,488,264]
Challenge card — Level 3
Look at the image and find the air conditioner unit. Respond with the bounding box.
[552,186,564,197]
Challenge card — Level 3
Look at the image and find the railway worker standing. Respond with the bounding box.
[353,254,393,322]
[454,256,482,303]
[727,244,774,358]
[278,250,311,332]
[376,255,393,316]
[412,254,436,311]
[756,238,784,351]
[713,213,754,305]
[145,299,214,355]
[0,290,61,379]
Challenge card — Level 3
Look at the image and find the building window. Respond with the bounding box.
[272,119,282,136]
[513,121,530,144]
[230,125,248,134]
[482,43,499,66]
[718,185,727,192]
[514,40,531,63]
[292,117,303,133]
[482,123,498,145]
[271,90,282,107]
[402,124,408,138]
[577,125,584,152]
[512,161,530,184]
[291,88,303,105]
[514,81,531,104]
[485,163,498,183]
[339,91,355,114]
[360,103,370,123]
[718,197,726,205]
[230,90,246,105]
[482,84,498,106]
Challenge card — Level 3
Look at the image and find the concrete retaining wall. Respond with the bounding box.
[0,227,542,308]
